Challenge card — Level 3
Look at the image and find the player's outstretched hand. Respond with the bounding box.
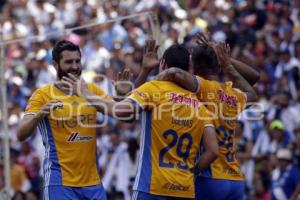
[196,32,224,67]
[36,100,63,119]
[214,42,231,70]
[196,32,211,46]
[115,68,134,97]
[142,39,160,71]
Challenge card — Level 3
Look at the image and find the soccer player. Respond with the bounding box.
[16,40,111,200]
[155,41,258,199]
[62,44,219,200]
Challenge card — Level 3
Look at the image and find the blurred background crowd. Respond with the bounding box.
[0,0,300,200]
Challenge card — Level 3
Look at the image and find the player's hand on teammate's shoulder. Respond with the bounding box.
[36,100,63,119]
[142,38,160,71]
[114,68,134,97]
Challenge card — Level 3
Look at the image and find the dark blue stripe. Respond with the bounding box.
[127,98,143,113]
[45,118,62,185]
[138,111,152,192]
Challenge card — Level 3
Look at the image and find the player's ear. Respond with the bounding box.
[53,60,58,70]
[160,59,167,70]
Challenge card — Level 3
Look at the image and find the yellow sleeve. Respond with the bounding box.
[195,76,211,99]
[127,81,157,110]
[24,89,46,115]
[88,83,112,100]
[199,105,215,128]
[231,88,247,110]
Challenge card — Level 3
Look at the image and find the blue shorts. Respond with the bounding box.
[132,191,193,200]
[194,177,245,200]
[44,184,107,200]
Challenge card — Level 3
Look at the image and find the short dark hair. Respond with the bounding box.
[52,40,81,63]
[162,44,190,71]
[192,44,219,73]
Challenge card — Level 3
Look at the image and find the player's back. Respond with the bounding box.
[196,77,247,181]
[129,80,213,198]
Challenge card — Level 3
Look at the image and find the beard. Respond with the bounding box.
[57,65,82,80]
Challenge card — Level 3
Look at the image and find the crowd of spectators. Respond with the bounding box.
[0,0,300,199]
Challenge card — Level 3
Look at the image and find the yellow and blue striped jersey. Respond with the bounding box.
[25,83,108,187]
[128,80,213,198]
[196,76,247,181]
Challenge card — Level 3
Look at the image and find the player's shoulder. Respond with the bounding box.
[223,81,246,96]
[137,80,162,92]
[34,84,53,95]
[87,82,98,90]
[197,76,219,87]
[87,83,105,93]
[147,80,187,91]
[28,84,53,102]
[142,80,161,87]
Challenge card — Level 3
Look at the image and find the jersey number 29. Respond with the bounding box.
[159,129,193,170]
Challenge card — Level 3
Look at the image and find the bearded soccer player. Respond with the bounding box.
[17,40,110,200]
[62,44,219,200]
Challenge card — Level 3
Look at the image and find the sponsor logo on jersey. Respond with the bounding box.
[162,183,190,191]
[67,132,93,142]
[218,90,238,107]
[72,101,79,106]
[168,92,200,109]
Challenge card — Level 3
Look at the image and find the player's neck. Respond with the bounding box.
[202,74,219,81]
[196,69,219,81]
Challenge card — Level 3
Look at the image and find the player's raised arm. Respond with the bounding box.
[135,39,159,87]
[215,42,258,102]
[230,58,260,86]
[61,73,137,120]
[114,68,134,101]
[196,33,260,86]
[17,100,63,141]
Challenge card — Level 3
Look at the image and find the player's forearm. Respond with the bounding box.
[194,127,219,174]
[135,69,151,88]
[197,151,218,171]
[83,90,115,116]
[159,67,198,92]
[17,115,41,141]
[83,89,135,119]
[230,58,260,86]
[172,68,198,92]
[225,65,257,102]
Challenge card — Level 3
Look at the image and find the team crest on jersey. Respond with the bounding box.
[72,100,79,106]
[67,132,93,142]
